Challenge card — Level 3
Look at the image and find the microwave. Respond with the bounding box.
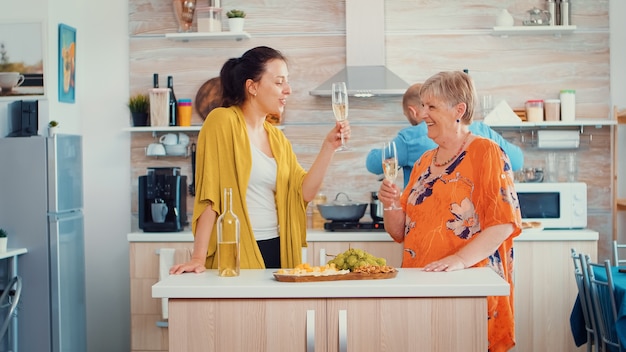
[514,182,587,229]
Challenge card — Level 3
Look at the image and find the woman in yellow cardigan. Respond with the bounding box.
[170,46,350,273]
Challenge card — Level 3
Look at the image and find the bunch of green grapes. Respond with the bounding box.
[326,248,387,271]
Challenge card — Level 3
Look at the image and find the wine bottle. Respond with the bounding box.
[153,73,159,88]
[217,188,240,277]
[167,76,178,126]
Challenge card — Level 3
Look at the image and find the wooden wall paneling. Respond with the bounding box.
[128,0,614,260]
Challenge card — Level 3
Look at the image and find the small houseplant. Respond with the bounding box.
[0,228,7,252]
[48,120,59,137]
[226,9,246,32]
[128,93,150,126]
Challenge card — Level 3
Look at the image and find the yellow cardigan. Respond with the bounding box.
[192,106,308,269]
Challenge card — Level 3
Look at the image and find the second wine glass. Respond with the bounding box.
[382,141,400,210]
[331,81,349,151]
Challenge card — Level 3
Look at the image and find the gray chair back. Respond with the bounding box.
[587,259,622,352]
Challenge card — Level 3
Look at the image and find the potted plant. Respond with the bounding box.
[128,93,150,126]
[226,9,246,32]
[48,120,59,137]
[0,228,7,252]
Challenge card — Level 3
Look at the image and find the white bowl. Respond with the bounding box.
[165,144,187,156]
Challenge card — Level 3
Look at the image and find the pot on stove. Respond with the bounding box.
[370,191,384,222]
[317,192,367,222]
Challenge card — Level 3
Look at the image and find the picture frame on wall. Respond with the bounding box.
[58,23,76,103]
[0,21,46,99]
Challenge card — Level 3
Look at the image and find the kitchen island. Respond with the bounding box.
[152,267,509,352]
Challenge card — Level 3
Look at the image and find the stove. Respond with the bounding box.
[323,221,385,232]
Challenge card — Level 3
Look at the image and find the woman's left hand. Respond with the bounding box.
[423,254,466,272]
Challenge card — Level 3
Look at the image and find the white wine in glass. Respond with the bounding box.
[331,81,349,151]
[382,141,400,210]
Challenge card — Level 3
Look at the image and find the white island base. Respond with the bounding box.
[153,268,509,352]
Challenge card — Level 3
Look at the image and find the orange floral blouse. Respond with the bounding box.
[400,136,522,352]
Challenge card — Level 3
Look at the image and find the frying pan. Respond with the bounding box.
[317,192,367,222]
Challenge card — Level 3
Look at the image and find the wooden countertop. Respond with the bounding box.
[152,267,509,299]
[128,228,599,242]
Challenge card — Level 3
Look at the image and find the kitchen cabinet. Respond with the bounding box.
[166,296,486,352]
[512,230,598,352]
[615,110,626,240]
[131,230,598,352]
[129,239,193,352]
[157,268,506,352]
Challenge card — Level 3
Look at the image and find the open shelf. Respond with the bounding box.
[165,31,251,41]
[486,119,617,128]
[492,25,576,37]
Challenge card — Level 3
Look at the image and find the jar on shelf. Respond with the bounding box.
[544,99,560,121]
[196,6,222,32]
[525,99,544,122]
[560,89,576,121]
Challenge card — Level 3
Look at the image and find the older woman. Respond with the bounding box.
[171,46,350,273]
[379,71,522,351]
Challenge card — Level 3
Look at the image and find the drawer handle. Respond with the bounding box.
[338,309,347,352]
[306,309,315,352]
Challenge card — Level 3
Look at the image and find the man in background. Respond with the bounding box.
[366,83,524,188]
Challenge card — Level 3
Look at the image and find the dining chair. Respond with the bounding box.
[587,259,622,352]
[571,248,600,352]
[613,240,626,267]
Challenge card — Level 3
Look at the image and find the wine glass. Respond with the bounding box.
[331,82,349,151]
[382,141,400,210]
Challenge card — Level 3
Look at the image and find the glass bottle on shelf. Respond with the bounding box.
[217,187,240,277]
[167,76,178,126]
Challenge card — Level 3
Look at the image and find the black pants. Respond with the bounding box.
[257,237,281,269]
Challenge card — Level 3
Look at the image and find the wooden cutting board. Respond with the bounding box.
[273,270,398,282]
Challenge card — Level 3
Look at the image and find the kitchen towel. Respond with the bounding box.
[483,100,522,125]
[158,248,176,320]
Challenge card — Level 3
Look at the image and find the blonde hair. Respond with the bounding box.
[420,71,476,124]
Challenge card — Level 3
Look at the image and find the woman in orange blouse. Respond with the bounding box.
[378,71,522,352]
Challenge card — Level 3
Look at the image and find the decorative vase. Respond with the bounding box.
[131,112,149,127]
[49,126,58,137]
[0,238,7,252]
[228,18,245,32]
[173,0,197,32]
[496,9,515,27]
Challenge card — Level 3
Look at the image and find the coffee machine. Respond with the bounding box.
[139,167,188,232]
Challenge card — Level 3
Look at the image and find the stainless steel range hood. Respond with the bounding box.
[309,0,409,97]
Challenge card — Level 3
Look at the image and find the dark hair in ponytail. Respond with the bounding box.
[220,46,287,107]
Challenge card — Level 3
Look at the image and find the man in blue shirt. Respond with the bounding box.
[366,83,524,188]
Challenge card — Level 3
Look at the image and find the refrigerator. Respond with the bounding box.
[0,135,86,352]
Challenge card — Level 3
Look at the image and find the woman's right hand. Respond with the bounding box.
[169,258,207,274]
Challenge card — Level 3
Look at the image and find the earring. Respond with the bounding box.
[254,93,257,97]
[456,119,460,123]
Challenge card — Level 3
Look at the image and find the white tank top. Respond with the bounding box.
[247,144,279,241]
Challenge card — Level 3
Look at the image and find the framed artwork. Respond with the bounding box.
[58,23,76,103]
[0,21,46,99]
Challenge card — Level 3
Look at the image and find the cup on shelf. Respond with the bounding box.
[159,133,179,145]
[146,143,166,156]
[164,144,187,156]
[177,132,190,146]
